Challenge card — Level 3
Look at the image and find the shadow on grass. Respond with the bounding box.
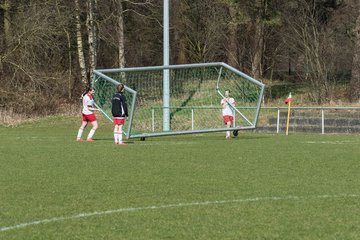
[132,133,272,143]
[89,138,136,144]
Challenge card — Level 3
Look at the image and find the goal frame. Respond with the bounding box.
[93,62,265,139]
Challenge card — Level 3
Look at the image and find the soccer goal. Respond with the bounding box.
[92,62,265,139]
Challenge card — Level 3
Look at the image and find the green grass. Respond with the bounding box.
[1,115,360,239]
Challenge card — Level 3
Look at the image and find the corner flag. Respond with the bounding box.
[285,92,292,135]
[285,93,292,104]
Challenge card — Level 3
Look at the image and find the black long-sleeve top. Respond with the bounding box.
[111,92,128,117]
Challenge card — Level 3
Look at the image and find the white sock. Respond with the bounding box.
[114,131,118,143]
[77,128,84,139]
[226,131,230,137]
[118,131,123,142]
[87,128,96,139]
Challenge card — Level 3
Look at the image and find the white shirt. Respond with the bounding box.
[82,94,94,115]
[221,97,235,116]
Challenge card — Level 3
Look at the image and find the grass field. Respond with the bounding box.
[1,115,360,239]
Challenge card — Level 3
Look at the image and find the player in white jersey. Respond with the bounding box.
[221,90,236,139]
[76,87,99,142]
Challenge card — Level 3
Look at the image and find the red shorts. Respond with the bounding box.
[223,115,234,124]
[113,117,125,125]
[82,113,96,122]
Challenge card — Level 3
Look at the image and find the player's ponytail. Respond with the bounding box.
[80,91,86,99]
[80,87,93,99]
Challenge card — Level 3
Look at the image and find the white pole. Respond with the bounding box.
[152,108,155,132]
[277,108,280,133]
[191,109,194,130]
[321,109,324,134]
[233,109,236,127]
[163,0,170,131]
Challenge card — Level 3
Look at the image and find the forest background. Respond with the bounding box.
[0,0,360,120]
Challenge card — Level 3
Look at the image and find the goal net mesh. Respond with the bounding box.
[92,63,264,138]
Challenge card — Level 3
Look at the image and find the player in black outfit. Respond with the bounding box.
[111,83,128,145]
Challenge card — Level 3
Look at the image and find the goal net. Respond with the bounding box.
[92,62,265,139]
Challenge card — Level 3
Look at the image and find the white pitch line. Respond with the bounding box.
[304,140,358,145]
[1,194,358,232]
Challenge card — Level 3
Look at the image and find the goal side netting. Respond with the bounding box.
[92,62,265,139]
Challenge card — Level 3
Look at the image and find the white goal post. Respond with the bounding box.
[92,62,265,139]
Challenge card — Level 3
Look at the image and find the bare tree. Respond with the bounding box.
[117,0,126,68]
[0,1,80,114]
[250,0,282,80]
[96,0,156,68]
[0,0,359,117]
[282,0,339,103]
[172,0,189,64]
[251,14,264,79]
[87,0,98,81]
[350,0,360,102]
[2,0,11,47]
[0,0,12,72]
[55,0,74,99]
[221,0,249,68]
[184,0,227,63]
[75,0,88,85]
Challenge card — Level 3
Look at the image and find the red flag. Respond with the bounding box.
[285,93,292,104]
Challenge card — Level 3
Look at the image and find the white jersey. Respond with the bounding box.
[221,97,235,116]
[82,94,94,115]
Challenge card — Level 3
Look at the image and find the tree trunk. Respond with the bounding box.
[350,2,360,102]
[117,0,125,68]
[227,27,238,68]
[0,0,11,72]
[251,16,264,79]
[176,37,187,64]
[87,0,97,82]
[75,0,88,85]
[3,0,11,48]
[65,30,73,99]
[173,0,187,64]
[55,0,73,99]
[226,4,238,68]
